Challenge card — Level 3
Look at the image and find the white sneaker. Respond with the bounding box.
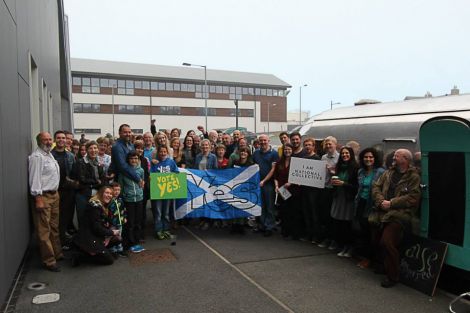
[337,247,347,257]
[343,247,353,258]
[328,240,338,251]
[318,239,330,248]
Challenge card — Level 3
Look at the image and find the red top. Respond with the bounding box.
[217,158,229,169]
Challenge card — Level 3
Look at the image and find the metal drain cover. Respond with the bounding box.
[129,248,176,266]
[32,293,60,304]
[27,282,46,291]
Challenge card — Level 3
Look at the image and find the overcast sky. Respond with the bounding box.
[64,0,470,117]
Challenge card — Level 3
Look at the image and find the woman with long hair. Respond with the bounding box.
[330,146,359,258]
[182,135,197,169]
[171,137,186,168]
[151,131,173,164]
[72,186,121,266]
[273,143,298,238]
[355,147,385,268]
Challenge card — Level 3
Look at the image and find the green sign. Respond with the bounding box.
[150,172,188,200]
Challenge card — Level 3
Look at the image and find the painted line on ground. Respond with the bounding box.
[183,226,295,313]
[232,251,334,265]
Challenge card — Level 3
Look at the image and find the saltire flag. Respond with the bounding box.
[175,165,261,219]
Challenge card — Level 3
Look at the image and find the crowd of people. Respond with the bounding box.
[28,122,421,289]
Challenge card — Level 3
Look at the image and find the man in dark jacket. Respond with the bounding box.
[372,148,421,288]
[111,124,144,188]
[51,130,77,249]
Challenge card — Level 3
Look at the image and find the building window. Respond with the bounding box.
[72,76,81,85]
[174,83,180,91]
[91,86,100,94]
[223,86,229,94]
[242,109,254,117]
[142,81,150,90]
[118,105,144,114]
[117,88,126,95]
[82,77,91,86]
[215,86,222,93]
[160,106,181,115]
[108,79,117,88]
[267,89,273,96]
[151,82,158,90]
[242,87,248,95]
[187,84,195,92]
[75,128,101,134]
[74,103,101,113]
[209,85,216,93]
[260,89,267,96]
[196,107,216,116]
[181,84,188,92]
[82,86,91,93]
[100,78,109,88]
[158,82,165,90]
[166,82,174,91]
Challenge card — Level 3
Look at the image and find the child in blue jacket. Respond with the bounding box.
[151,145,178,240]
[118,151,145,253]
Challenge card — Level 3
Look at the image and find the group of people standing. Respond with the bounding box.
[28,124,421,289]
[264,132,421,288]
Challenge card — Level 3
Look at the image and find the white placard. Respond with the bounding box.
[288,157,326,188]
[278,185,292,200]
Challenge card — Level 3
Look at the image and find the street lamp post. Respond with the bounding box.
[183,62,208,130]
[267,103,277,134]
[234,99,239,129]
[111,84,116,137]
[330,100,341,110]
[299,84,307,126]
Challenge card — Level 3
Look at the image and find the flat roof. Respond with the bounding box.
[71,58,291,89]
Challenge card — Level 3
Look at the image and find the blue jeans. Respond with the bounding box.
[260,182,276,230]
[151,200,170,232]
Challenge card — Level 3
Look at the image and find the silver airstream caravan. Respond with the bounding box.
[299,93,470,156]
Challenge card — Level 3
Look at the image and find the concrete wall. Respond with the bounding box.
[0,0,71,303]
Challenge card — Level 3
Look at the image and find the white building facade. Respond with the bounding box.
[71,59,291,139]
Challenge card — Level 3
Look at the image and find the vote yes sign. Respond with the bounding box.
[150,173,188,200]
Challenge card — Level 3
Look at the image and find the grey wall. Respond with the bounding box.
[0,0,71,303]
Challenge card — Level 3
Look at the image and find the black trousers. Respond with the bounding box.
[58,188,75,244]
[141,195,150,239]
[317,188,334,240]
[124,201,143,247]
[301,187,319,240]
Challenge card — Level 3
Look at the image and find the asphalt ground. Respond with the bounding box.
[10,225,459,313]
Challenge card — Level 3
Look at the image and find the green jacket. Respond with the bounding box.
[118,165,144,203]
[371,166,421,225]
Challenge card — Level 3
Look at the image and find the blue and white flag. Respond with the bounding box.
[175,165,261,219]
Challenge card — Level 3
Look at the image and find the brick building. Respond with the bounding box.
[71,58,291,138]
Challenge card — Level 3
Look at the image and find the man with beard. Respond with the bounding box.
[290,131,306,158]
[29,132,63,272]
